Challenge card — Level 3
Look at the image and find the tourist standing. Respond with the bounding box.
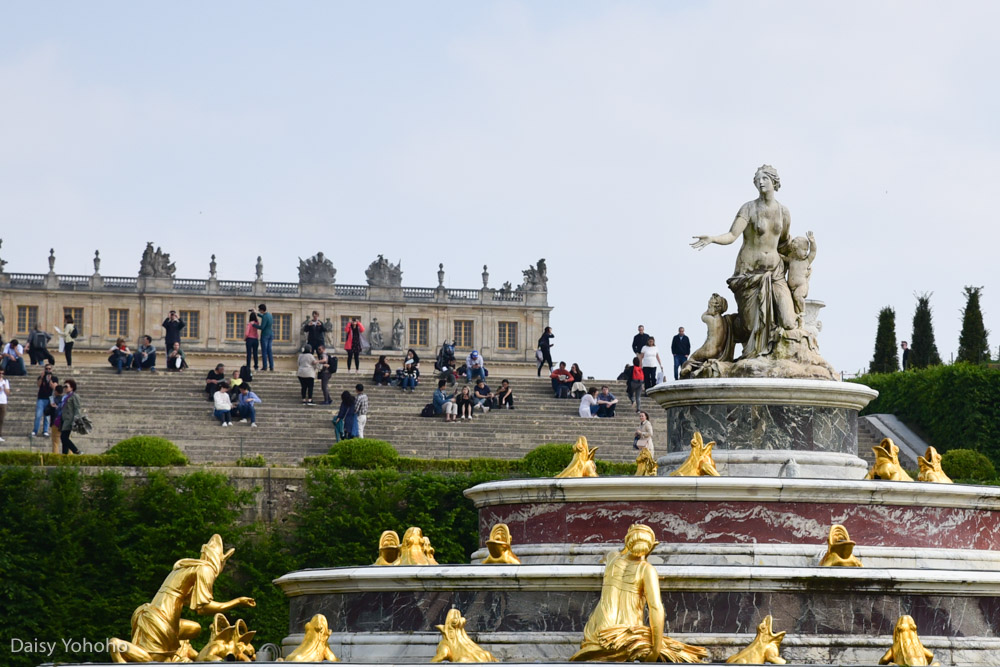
[316,345,333,404]
[59,379,82,454]
[632,325,650,356]
[344,317,365,373]
[49,384,64,453]
[27,325,55,366]
[333,391,357,440]
[634,411,654,455]
[901,341,910,370]
[244,312,260,371]
[255,304,274,372]
[59,313,77,367]
[33,363,57,436]
[671,327,691,381]
[639,337,664,391]
[355,384,369,437]
[161,311,186,358]
[628,357,644,412]
[537,327,554,376]
[304,311,326,353]
[297,345,318,405]
[0,367,9,442]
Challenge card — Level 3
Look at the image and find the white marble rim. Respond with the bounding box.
[273,563,1000,596]
[646,378,878,410]
[462,476,1000,509]
[656,450,869,465]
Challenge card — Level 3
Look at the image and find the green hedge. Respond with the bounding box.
[107,436,188,466]
[0,451,120,466]
[941,449,997,482]
[325,438,399,469]
[850,364,1000,467]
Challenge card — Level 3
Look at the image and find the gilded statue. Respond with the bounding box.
[430,608,497,663]
[865,438,914,482]
[374,530,401,566]
[284,614,339,662]
[635,447,658,477]
[109,534,256,663]
[879,615,939,666]
[917,446,952,483]
[669,432,721,477]
[570,524,708,663]
[398,527,438,565]
[819,524,863,567]
[726,615,786,664]
[556,436,599,478]
[194,614,256,662]
[482,523,521,564]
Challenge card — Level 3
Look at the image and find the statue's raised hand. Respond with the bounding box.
[691,235,712,250]
[239,596,257,608]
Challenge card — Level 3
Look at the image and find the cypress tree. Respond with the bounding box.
[957,286,991,364]
[869,306,899,374]
[910,293,942,368]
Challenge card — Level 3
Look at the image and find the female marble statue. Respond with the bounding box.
[691,165,798,359]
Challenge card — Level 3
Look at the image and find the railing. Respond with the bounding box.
[402,287,435,300]
[56,275,90,290]
[103,276,138,289]
[447,288,480,300]
[172,278,208,291]
[265,282,299,295]
[218,280,253,293]
[7,273,45,287]
[492,291,524,302]
[335,284,368,299]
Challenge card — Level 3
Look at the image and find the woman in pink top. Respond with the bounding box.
[244,311,260,371]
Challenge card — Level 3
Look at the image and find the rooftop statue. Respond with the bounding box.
[518,258,548,292]
[879,615,938,666]
[109,534,256,662]
[138,242,176,278]
[669,431,721,477]
[430,608,498,663]
[298,252,337,285]
[365,254,403,287]
[481,523,521,564]
[194,614,256,662]
[570,524,708,663]
[284,614,339,662]
[726,615,786,664]
[819,524,863,568]
[688,166,836,380]
[0,238,7,273]
[917,446,952,483]
[556,436,599,478]
[865,438,914,482]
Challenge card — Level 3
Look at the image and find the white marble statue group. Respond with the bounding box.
[685,165,836,380]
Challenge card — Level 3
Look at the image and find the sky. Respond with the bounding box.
[1,1,998,377]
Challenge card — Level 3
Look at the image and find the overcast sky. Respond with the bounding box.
[2,1,998,377]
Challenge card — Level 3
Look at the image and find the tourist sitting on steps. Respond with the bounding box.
[108,338,133,374]
[131,335,157,372]
[465,350,486,383]
[399,349,420,392]
[168,342,188,371]
[496,379,514,410]
[473,379,496,412]
[596,385,619,418]
[237,384,261,427]
[205,363,226,401]
[579,387,599,418]
[373,354,392,386]
[570,363,587,398]
[456,385,474,420]
[433,379,457,422]
[213,382,233,426]
[0,339,27,376]
[550,362,573,399]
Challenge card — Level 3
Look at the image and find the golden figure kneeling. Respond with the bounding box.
[374,530,401,565]
[879,615,939,666]
[669,432,721,477]
[865,438,913,482]
[284,614,339,662]
[570,524,707,663]
[819,524,863,567]
[430,608,498,663]
[917,446,952,483]
[482,523,521,564]
[635,448,658,477]
[109,534,256,663]
[556,436,599,478]
[195,614,256,662]
[397,527,438,565]
[726,615,786,664]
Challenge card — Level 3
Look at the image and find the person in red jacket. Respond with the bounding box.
[344,317,366,374]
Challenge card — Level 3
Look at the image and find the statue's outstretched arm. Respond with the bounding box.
[691,215,747,249]
[642,563,664,660]
[196,597,256,615]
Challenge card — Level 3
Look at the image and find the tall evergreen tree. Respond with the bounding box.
[910,293,942,368]
[869,306,899,374]
[957,286,991,364]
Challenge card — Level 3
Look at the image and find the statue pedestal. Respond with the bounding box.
[648,379,877,479]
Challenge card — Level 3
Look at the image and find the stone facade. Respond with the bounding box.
[0,247,551,362]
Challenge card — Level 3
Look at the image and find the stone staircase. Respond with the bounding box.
[0,365,660,465]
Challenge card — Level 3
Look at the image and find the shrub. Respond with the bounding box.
[234,454,268,468]
[107,436,188,467]
[0,451,119,466]
[520,442,575,476]
[325,439,399,469]
[941,449,997,482]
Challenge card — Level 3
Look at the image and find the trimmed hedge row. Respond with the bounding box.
[0,436,188,467]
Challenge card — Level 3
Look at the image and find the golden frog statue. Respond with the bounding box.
[284,614,339,662]
[482,523,521,564]
[397,527,438,565]
[570,524,708,663]
[556,436,599,478]
[195,614,256,662]
[635,447,658,477]
[879,615,939,666]
[819,524,863,567]
[669,432,721,477]
[430,608,497,663]
[865,438,913,482]
[917,446,952,483]
[374,530,401,566]
[726,615,786,664]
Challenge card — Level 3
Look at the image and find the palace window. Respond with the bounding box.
[225,312,246,341]
[63,307,84,334]
[16,306,38,334]
[409,318,429,347]
[108,309,129,337]
[274,314,292,343]
[454,320,474,349]
[179,310,200,339]
[497,321,518,350]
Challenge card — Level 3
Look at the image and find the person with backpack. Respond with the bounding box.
[628,356,645,412]
[26,325,55,367]
[244,311,260,371]
[537,326,554,376]
[56,313,79,367]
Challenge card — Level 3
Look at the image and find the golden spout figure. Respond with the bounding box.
[917,446,952,483]
[635,447,658,477]
[819,524,863,567]
[669,432,721,477]
[556,436,599,478]
[395,527,437,565]
[195,614,256,662]
[879,615,939,666]
[570,524,708,663]
[482,523,521,564]
[109,534,256,663]
[430,608,498,663]
[422,536,440,565]
[726,615,786,664]
[374,530,401,566]
[865,438,914,482]
[284,614,339,662]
